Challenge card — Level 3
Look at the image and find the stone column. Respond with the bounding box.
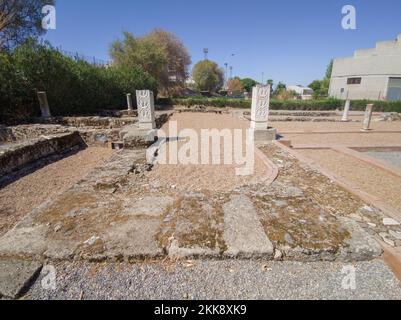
[250,84,276,141]
[362,104,374,131]
[37,91,51,118]
[136,90,156,130]
[341,99,351,122]
[127,93,133,111]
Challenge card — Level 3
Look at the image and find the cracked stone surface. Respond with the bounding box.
[0,116,389,263]
[223,195,273,258]
[0,259,42,299]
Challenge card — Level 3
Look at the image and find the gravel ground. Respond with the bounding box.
[283,132,401,148]
[274,121,401,133]
[0,147,114,237]
[146,113,272,192]
[297,149,401,211]
[26,259,401,300]
[365,151,401,170]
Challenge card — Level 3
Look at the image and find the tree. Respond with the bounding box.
[0,0,54,49]
[110,31,167,87]
[110,29,191,96]
[192,60,224,93]
[227,77,244,96]
[143,29,191,96]
[241,77,257,93]
[273,82,286,96]
[308,60,333,98]
[325,60,333,79]
[267,79,274,95]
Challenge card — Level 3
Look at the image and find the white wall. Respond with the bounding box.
[329,34,401,100]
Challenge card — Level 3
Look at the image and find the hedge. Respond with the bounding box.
[0,39,156,124]
[171,97,401,113]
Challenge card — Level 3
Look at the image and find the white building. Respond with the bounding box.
[287,85,314,100]
[329,34,401,101]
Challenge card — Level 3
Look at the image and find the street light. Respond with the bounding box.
[203,48,209,60]
[224,63,228,89]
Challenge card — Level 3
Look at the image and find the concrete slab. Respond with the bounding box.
[122,196,174,217]
[338,217,383,262]
[0,259,42,299]
[223,195,274,258]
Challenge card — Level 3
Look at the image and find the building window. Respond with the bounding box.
[347,77,362,85]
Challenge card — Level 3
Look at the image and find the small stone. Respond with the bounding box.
[84,235,100,246]
[54,224,62,233]
[284,233,295,245]
[383,218,400,226]
[284,187,303,198]
[367,223,377,228]
[349,213,363,222]
[361,205,374,213]
[274,250,283,260]
[379,232,395,247]
[261,264,271,272]
[389,230,401,240]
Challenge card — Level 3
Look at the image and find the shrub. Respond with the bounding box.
[0,39,156,124]
[171,97,401,113]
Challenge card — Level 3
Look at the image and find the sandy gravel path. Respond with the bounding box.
[146,113,273,192]
[275,121,401,133]
[284,132,401,148]
[0,147,114,237]
[297,149,401,212]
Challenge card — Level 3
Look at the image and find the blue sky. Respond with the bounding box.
[44,0,401,86]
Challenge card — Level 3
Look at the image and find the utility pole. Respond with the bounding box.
[203,48,209,60]
[224,63,228,89]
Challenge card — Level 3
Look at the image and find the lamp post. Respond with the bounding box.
[203,48,209,60]
[224,63,228,89]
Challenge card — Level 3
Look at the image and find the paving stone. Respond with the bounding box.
[389,230,401,240]
[0,259,42,299]
[383,218,401,226]
[338,217,383,261]
[122,196,174,217]
[223,195,273,258]
[102,218,164,259]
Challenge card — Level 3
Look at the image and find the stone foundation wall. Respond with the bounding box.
[34,116,138,129]
[0,132,85,177]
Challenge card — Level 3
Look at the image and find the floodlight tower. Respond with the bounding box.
[203,48,209,60]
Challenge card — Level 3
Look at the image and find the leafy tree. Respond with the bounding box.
[309,60,333,99]
[227,77,244,96]
[110,29,191,96]
[325,60,333,79]
[143,29,191,96]
[241,77,257,93]
[1,38,156,123]
[110,31,167,89]
[0,0,54,49]
[267,79,274,95]
[273,82,286,96]
[192,60,224,93]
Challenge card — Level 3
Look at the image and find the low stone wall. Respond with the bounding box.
[34,116,138,129]
[0,132,85,177]
[0,124,71,144]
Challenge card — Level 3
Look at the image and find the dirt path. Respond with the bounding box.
[0,147,114,237]
[297,149,401,212]
[275,121,401,133]
[146,113,274,192]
